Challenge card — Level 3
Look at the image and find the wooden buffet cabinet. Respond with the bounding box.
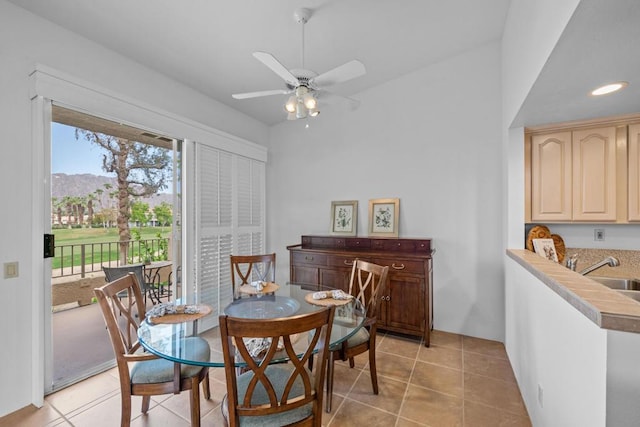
[287,235,434,346]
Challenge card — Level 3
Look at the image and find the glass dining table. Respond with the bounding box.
[137,282,366,367]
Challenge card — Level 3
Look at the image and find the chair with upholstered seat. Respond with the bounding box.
[94,272,210,427]
[324,259,388,412]
[219,305,335,427]
[229,253,276,298]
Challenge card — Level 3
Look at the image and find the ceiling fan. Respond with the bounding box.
[232,8,366,121]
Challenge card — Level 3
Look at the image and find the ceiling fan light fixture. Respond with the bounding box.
[309,109,320,117]
[295,102,308,119]
[303,93,317,109]
[284,95,297,113]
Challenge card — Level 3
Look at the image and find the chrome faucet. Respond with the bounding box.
[565,254,578,271]
[578,256,620,275]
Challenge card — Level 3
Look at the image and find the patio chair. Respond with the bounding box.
[219,305,335,427]
[103,264,152,305]
[94,272,210,427]
[229,253,276,298]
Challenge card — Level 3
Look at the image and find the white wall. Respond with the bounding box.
[505,257,607,426]
[267,42,504,341]
[0,1,268,416]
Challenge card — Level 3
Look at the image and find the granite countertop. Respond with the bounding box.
[507,249,640,334]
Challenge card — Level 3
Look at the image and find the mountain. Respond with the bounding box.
[51,173,172,208]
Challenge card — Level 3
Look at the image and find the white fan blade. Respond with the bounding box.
[311,60,366,88]
[232,89,291,100]
[317,91,361,111]
[253,52,300,87]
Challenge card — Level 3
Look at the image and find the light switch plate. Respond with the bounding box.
[4,262,19,279]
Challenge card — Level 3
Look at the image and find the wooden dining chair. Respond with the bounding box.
[94,273,210,427]
[324,259,389,412]
[229,253,276,297]
[219,305,336,427]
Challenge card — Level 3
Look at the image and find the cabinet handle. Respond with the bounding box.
[305,256,314,261]
[391,263,405,270]
[343,260,353,266]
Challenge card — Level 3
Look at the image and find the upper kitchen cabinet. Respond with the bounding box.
[527,120,630,223]
[629,124,640,221]
[531,131,573,221]
[571,126,617,221]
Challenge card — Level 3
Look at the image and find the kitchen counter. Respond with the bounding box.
[507,249,640,333]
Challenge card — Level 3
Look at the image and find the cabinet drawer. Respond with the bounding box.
[373,258,425,275]
[292,251,327,266]
[327,255,360,268]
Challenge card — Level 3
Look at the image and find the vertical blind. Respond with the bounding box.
[194,143,265,330]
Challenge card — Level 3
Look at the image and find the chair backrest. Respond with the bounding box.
[94,272,147,359]
[348,259,389,319]
[219,305,335,426]
[103,264,146,291]
[230,253,276,292]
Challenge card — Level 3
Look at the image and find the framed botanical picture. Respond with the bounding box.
[368,198,399,237]
[532,238,558,262]
[330,200,358,236]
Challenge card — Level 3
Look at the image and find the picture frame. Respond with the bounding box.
[532,238,558,262]
[330,200,358,236]
[368,198,399,237]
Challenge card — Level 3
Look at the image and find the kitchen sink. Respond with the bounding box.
[617,290,640,303]
[589,276,640,291]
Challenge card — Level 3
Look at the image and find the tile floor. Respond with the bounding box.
[0,330,531,426]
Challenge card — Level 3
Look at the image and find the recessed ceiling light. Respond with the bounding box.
[590,81,628,96]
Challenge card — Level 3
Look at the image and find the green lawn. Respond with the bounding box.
[52,226,171,270]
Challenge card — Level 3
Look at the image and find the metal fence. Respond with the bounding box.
[52,238,169,278]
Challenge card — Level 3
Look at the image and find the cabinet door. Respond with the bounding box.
[531,132,573,221]
[572,126,617,221]
[384,275,424,333]
[629,124,640,221]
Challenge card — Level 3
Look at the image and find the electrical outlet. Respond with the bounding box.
[594,229,605,241]
[538,384,544,408]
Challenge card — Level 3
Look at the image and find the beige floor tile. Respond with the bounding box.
[377,333,422,359]
[347,372,407,414]
[417,343,463,369]
[45,373,120,415]
[374,351,415,382]
[159,382,223,421]
[322,393,344,423]
[129,404,191,427]
[329,362,364,397]
[396,417,429,426]
[68,393,149,427]
[412,360,463,397]
[401,384,463,426]
[200,403,227,426]
[464,373,528,417]
[0,403,63,427]
[464,351,517,383]
[329,399,398,427]
[463,336,508,359]
[463,400,532,427]
[430,330,463,350]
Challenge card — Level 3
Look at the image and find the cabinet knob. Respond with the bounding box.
[386,296,390,301]
[343,260,353,266]
[391,263,405,270]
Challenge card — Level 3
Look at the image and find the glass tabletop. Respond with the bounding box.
[137,282,366,367]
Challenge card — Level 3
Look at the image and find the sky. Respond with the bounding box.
[52,122,107,176]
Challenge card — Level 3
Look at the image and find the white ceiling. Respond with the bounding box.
[10,0,640,128]
[9,0,511,126]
